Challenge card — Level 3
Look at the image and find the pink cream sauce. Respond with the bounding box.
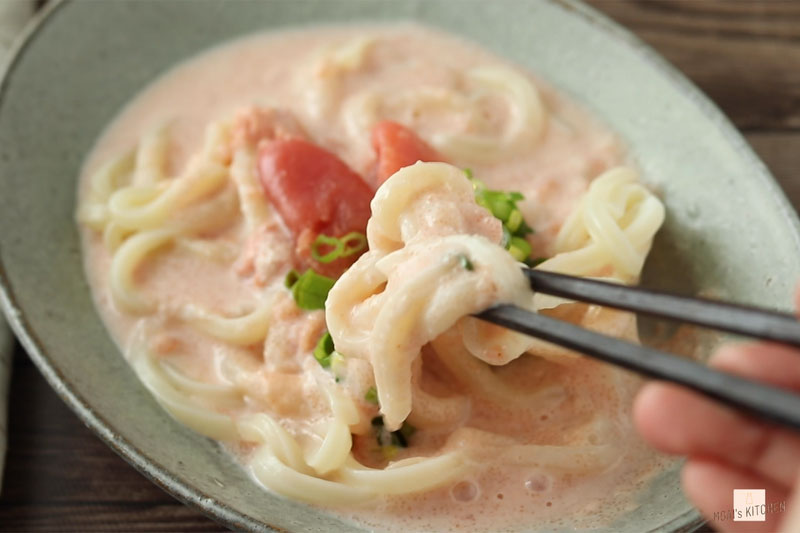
[80,24,674,532]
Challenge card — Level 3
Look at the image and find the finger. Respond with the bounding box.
[780,471,800,532]
[634,382,800,488]
[682,459,790,533]
[711,343,800,392]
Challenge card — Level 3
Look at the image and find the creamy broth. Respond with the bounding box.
[78,24,672,532]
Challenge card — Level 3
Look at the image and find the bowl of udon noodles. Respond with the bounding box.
[2,0,799,531]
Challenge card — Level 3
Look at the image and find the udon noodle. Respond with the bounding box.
[77,25,669,531]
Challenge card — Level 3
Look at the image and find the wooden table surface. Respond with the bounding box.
[2,1,799,531]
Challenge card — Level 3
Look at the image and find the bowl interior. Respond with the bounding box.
[2,1,799,532]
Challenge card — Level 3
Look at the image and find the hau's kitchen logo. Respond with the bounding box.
[712,489,785,523]
[733,489,766,522]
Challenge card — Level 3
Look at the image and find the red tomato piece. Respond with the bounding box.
[372,121,442,186]
[258,138,373,277]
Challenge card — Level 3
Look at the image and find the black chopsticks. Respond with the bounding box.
[475,270,800,431]
[524,269,800,347]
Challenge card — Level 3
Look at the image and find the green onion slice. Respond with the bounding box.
[286,268,336,310]
[313,331,335,368]
[509,236,532,262]
[310,234,343,263]
[463,168,538,262]
[506,209,523,233]
[340,232,367,256]
[284,269,300,289]
[311,232,367,263]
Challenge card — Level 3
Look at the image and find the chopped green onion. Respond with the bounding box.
[457,253,474,271]
[516,219,534,237]
[473,190,488,210]
[311,234,343,263]
[311,232,367,263]
[286,268,336,310]
[464,168,538,263]
[483,191,514,221]
[313,331,335,368]
[509,236,532,262]
[284,269,300,289]
[506,209,523,233]
[340,232,367,256]
[509,245,525,262]
[527,256,548,267]
[364,386,379,405]
[313,331,347,375]
[474,189,522,223]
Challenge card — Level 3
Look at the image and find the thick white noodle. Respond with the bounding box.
[109,229,175,313]
[328,162,536,430]
[249,446,376,505]
[304,37,374,120]
[126,324,241,441]
[534,167,664,310]
[168,184,240,236]
[305,384,359,475]
[178,289,278,346]
[102,221,133,252]
[108,157,227,231]
[79,90,666,507]
[77,150,135,231]
[133,123,169,186]
[336,452,469,494]
[538,167,664,282]
[431,66,545,163]
[339,64,545,165]
[238,414,314,474]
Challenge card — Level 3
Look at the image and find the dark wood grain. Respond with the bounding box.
[3,357,157,504]
[588,0,800,130]
[1,502,222,533]
[0,349,226,532]
[747,132,800,208]
[2,1,799,532]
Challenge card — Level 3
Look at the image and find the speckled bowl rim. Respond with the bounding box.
[2,1,798,531]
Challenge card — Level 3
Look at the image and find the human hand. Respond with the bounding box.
[633,292,800,532]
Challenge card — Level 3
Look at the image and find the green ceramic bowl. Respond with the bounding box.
[1,1,798,531]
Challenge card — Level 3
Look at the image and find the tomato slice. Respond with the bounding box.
[372,121,442,186]
[258,138,373,277]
